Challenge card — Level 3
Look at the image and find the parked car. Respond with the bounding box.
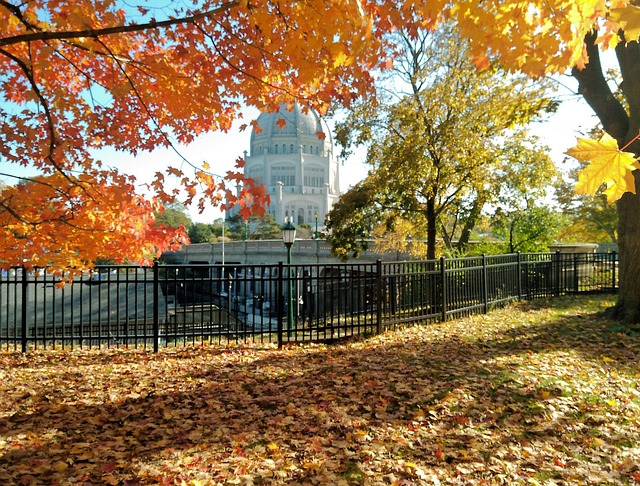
[87,269,117,284]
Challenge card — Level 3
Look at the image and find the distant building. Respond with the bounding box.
[227,103,340,228]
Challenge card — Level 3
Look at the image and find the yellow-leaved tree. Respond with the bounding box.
[2,0,640,318]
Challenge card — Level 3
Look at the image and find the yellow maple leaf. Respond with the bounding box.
[566,133,640,203]
[333,50,354,68]
[609,5,640,42]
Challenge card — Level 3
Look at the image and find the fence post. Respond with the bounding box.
[573,254,579,293]
[153,262,159,353]
[277,262,284,349]
[516,252,523,299]
[554,250,561,297]
[440,256,447,322]
[376,259,383,335]
[21,266,28,353]
[612,251,617,291]
[482,254,488,314]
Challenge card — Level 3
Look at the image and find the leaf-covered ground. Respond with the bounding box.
[1,295,639,485]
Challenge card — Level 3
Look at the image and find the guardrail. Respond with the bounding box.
[0,252,618,352]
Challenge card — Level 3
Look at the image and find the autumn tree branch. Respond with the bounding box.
[572,30,629,143]
[0,0,40,32]
[195,21,300,104]
[0,1,241,48]
[0,45,85,194]
[0,172,70,196]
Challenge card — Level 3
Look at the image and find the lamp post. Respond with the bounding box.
[281,217,297,333]
[314,211,319,239]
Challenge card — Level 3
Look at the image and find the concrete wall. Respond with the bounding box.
[162,239,411,265]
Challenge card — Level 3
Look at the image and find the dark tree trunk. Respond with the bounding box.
[616,187,640,322]
[441,225,453,251]
[426,197,437,260]
[508,219,516,253]
[573,32,640,322]
[457,193,486,251]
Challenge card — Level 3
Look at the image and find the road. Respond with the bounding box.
[0,269,167,334]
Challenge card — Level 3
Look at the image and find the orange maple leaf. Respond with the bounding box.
[167,167,183,178]
[472,55,491,71]
[250,120,262,134]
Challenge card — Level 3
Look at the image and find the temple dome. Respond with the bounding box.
[232,102,341,226]
[249,103,332,151]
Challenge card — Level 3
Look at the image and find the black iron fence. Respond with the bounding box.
[0,252,618,352]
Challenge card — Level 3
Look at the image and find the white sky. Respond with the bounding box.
[530,76,601,160]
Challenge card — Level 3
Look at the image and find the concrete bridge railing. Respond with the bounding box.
[162,239,410,265]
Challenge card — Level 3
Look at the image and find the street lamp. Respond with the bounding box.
[314,211,319,239]
[281,217,297,333]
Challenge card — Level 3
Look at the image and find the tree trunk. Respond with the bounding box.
[614,184,640,322]
[440,223,453,251]
[508,219,516,253]
[611,39,640,322]
[426,197,437,260]
[572,33,640,322]
[457,193,486,251]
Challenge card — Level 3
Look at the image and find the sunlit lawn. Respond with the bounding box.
[1,294,639,485]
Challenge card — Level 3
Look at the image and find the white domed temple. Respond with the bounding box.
[228,103,341,227]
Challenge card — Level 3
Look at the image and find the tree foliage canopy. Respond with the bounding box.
[1,0,637,275]
[327,26,556,259]
[154,203,192,230]
[492,204,566,254]
[0,0,381,273]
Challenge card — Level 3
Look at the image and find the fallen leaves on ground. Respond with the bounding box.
[1,295,639,485]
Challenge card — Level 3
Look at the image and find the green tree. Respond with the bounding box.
[249,214,282,240]
[210,219,227,240]
[328,26,555,260]
[446,132,558,253]
[226,214,282,240]
[492,204,565,253]
[154,203,192,229]
[188,223,214,244]
[226,215,248,241]
[325,180,376,260]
